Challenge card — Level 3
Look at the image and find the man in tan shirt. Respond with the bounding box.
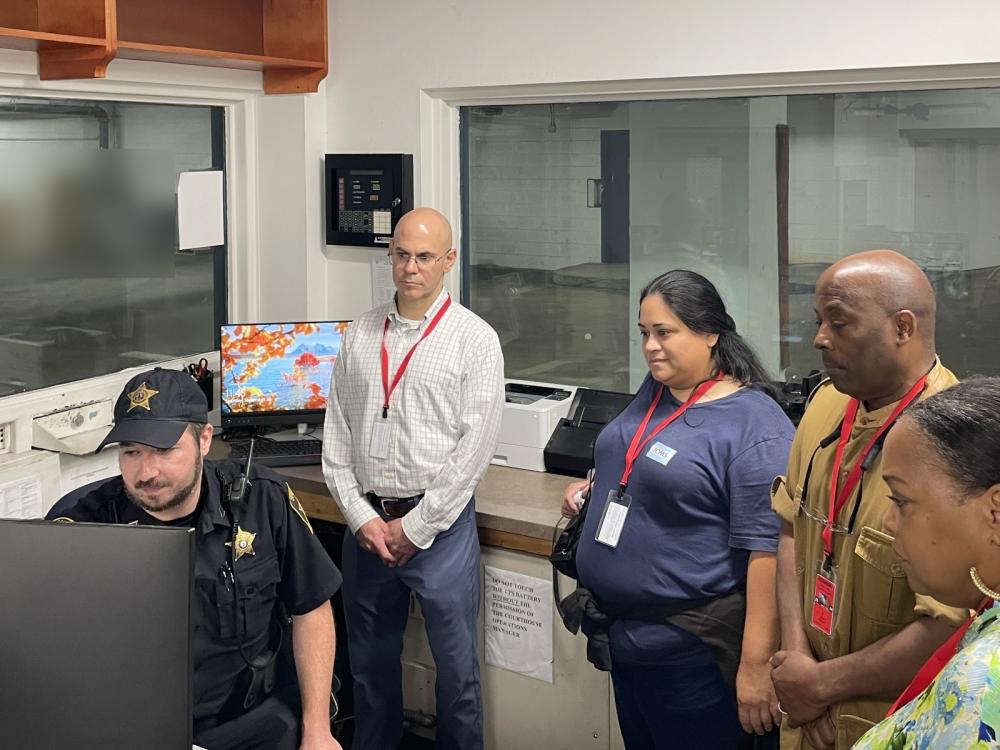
[770,249,966,749]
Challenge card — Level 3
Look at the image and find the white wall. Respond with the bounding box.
[256,92,329,322]
[323,0,1000,314]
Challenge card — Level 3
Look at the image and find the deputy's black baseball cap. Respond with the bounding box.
[96,368,209,452]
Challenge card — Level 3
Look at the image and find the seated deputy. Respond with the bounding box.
[853,378,1000,749]
[49,368,344,750]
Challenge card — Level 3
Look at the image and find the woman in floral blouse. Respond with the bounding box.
[854,378,1000,749]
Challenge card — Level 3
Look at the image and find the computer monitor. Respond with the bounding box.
[220,321,349,430]
[0,519,194,750]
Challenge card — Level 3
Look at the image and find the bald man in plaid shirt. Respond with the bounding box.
[323,207,504,750]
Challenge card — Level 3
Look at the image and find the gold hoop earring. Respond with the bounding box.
[970,567,1000,600]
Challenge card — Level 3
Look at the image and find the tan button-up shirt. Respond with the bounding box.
[771,359,965,749]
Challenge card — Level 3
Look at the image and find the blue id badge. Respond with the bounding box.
[596,490,631,548]
[646,441,677,466]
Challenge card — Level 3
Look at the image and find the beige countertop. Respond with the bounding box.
[276,463,575,557]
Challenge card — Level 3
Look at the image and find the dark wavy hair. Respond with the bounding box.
[639,269,776,398]
[904,377,1000,499]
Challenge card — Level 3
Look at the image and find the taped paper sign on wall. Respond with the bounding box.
[484,566,553,682]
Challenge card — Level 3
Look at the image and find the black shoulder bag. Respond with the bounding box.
[549,476,592,616]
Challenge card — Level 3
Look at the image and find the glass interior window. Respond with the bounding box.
[0,97,226,397]
[462,89,1000,392]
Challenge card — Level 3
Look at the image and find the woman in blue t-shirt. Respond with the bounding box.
[562,270,794,750]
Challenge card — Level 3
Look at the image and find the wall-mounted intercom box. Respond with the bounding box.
[325,153,413,247]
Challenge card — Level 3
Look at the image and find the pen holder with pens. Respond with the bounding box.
[186,359,214,411]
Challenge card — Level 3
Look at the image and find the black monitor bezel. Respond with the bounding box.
[0,518,194,748]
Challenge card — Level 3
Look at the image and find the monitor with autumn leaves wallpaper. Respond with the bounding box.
[220,321,350,428]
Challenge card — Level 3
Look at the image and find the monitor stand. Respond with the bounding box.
[220,423,320,444]
[265,424,315,441]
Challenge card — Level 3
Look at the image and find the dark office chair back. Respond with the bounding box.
[46,476,117,519]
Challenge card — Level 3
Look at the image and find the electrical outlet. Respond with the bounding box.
[0,423,10,454]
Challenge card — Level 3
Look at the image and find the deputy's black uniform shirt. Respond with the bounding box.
[52,460,342,723]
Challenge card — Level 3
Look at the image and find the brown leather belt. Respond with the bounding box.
[366,492,424,519]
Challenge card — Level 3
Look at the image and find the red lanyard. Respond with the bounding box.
[886,597,991,717]
[822,375,928,558]
[380,295,452,417]
[618,374,723,493]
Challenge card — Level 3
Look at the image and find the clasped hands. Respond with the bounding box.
[770,649,838,750]
[356,517,418,567]
[735,657,782,736]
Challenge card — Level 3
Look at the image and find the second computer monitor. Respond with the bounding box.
[220,320,349,429]
[0,519,194,750]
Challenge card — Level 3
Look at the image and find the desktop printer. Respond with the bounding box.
[492,380,577,472]
[543,387,633,477]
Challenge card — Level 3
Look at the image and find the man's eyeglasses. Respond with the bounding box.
[795,421,888,536]
[389,250,448,268]
[797,494,853,534]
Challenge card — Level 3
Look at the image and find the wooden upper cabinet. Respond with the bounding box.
[0,0,116,79]
[261,0,328,94]
[0,0,327,94]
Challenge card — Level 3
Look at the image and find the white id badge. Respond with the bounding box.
[369,417,390,459]
[595,490,631,548]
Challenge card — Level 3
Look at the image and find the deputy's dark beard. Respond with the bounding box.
[125,453,202,515]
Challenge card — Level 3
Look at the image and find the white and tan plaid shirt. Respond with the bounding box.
[322,289,504,548]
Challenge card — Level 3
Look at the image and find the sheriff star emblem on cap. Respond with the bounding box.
[225,526,257,561]
[126,382,159,413]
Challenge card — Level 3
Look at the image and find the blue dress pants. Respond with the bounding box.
[342,501,483,750]
[611,648,743,750]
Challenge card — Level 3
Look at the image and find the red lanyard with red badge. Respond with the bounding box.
[369,295,452,459]
[822,374,928,558]
[595,374,723,548]
[809,374,928,635]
